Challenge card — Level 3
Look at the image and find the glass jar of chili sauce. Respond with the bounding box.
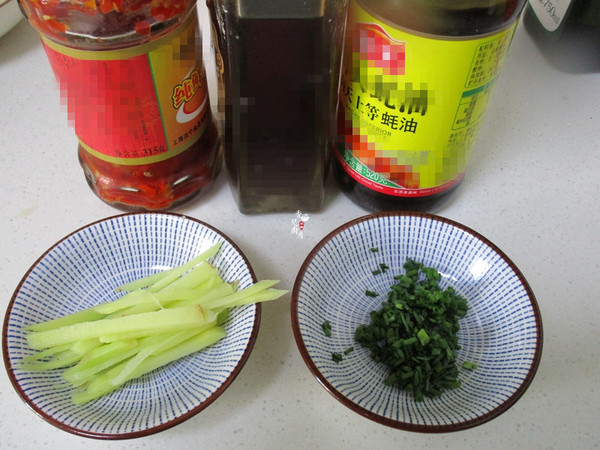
[18,0,222,210]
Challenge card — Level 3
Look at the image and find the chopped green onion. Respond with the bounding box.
[417,328,430,346]
[332,353,343,363]
[462,361,478,370]
[365,290,378,297]
[355,258,470,402]
[321,320,332,337]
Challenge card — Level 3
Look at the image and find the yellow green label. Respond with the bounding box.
[337,0,518,197]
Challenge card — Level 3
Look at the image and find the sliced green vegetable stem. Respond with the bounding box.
[20,242,286,405]
[71,326,226,404]
[147,243,222,293]
[199,280,282,310]
[27,305,207,349]
[27,308,106,332]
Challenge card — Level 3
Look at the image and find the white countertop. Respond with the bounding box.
[1,5,598,449]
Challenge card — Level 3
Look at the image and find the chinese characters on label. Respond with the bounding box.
[108,110,208,158]
[466,35,512,88]
[342,80,427,135]
[171,67,203,109]
[172,111,208,147]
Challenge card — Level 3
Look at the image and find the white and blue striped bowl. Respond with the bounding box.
[3,213,260,439]
[291,212,543,432]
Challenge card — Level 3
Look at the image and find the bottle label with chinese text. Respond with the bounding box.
[41,12,211,165]
[337,0,518,197]
[529,0,572,31]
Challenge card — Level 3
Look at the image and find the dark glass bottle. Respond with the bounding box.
[207,0,348,214]
[524,0,600,73]
[334,0,527,213]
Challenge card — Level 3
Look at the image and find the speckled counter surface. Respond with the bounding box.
[1,6,598,449]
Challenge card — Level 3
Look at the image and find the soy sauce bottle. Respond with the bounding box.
[207,0,348,213]
[334,0,527,212]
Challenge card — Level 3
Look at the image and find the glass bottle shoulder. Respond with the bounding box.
[355,0,526,36]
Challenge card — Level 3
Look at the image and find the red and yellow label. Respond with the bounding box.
[41,11,211,165]
[337,0,518,197]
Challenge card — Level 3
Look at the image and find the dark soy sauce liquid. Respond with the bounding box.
[230,17,328,212]
[208,2,344,213]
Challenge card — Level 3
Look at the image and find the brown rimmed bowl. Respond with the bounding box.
[291,212,543,432]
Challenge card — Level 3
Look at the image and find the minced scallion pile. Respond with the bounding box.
[354,258,474,402]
